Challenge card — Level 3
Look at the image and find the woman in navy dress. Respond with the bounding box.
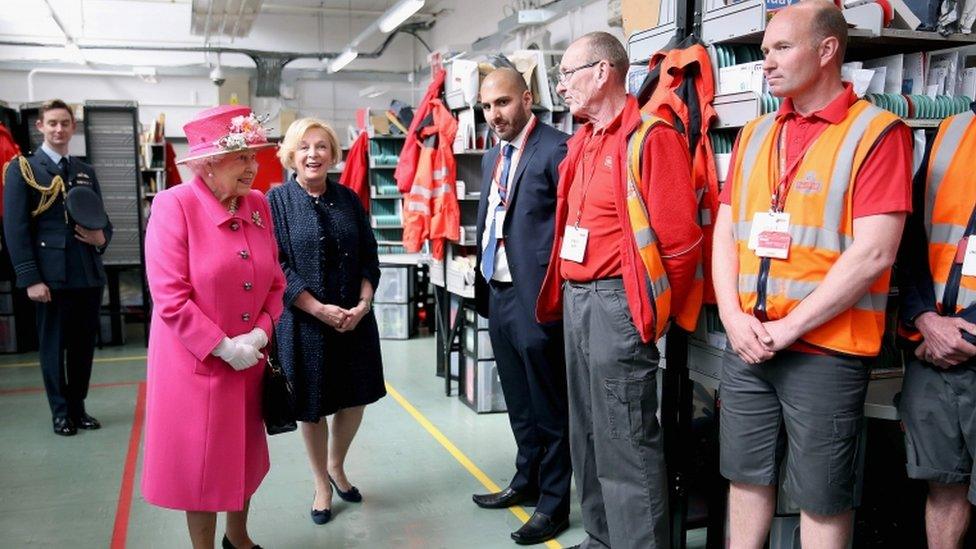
[267,118,385,525]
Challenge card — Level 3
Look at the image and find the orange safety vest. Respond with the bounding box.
[627,114,675,339]
[729,100,900,356]
[641,42,717,324]
[903,111,976,341]
[402,99,459,259]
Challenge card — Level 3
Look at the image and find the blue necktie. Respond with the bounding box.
[481,144,514,281]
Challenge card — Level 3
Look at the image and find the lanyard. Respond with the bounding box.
[493,116,537,206]
[572,130,609,228]
[770,121,817,212]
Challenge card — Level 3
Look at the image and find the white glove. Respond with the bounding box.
[233,327,269,350]
[211,337,262,371]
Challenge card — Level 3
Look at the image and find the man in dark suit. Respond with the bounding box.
[3,99,111,436]
[472,68,571,545]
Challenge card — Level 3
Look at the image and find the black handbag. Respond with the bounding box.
[262,338,297,435]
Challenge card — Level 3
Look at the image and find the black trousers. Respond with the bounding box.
[488,282,571,519]
[36,287,102,418]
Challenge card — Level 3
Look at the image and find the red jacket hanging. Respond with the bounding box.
[395,68,447,193]
[0,123,22,215]
[402,99,459,259]
[641,41,719,308]
[339,130,370,211]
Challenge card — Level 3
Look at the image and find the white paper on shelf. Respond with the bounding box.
[843,63,876,97]
[903,52,926,94]
[964,68,976,99]
[928,66,948,96]
[718,61,765,95]
[928,51,962,96]
[867,66,888,94]
[864,54,905,94]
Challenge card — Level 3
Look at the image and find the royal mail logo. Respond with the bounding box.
[604,155,613,169]
[794,171,822,194]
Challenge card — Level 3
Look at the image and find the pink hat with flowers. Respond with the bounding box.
[176,104,276,164]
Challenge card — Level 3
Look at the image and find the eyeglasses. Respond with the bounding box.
[557,60,611,84]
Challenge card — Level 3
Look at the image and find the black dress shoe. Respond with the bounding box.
[310,491,332,525]
[53,416,77,436]
[472,486,539,509]
[221,534,263,549]
[330,476,362,503]
[510,511,569,545]
[74,413,101,430]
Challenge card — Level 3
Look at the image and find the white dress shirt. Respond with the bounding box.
[481,116,536,283]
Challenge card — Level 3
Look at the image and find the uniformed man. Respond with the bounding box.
[3,99,112,436]
[712,2,912,547]
[897,107,976,549]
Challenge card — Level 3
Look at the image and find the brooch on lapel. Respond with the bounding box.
[251,210,265,228]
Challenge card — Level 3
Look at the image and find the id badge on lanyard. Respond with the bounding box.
[750,125,809,260]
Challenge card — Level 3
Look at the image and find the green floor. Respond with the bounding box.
[0,336,706,548]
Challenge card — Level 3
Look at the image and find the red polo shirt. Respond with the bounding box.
[561,108,699,287]
[719,83,913,354]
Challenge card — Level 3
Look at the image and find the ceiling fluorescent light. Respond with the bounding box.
[377,0,425,33]
[329,49,358,73]
[359,85,389,98]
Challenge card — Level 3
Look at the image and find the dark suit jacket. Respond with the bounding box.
[2,151,112,289]
[475,121,569,318]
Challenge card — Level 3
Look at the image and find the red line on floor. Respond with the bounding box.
[0,380,141,396]
[110,381,146,549]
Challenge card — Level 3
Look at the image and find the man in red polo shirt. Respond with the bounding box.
[537,31,702,549]
[712,2,912,547]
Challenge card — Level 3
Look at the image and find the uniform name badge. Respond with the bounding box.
[494,210,506,239]
[560,225,589,263]
[963,236,976,276]
[749,211,791,259]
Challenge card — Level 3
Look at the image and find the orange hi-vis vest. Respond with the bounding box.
[730,100,900,356]
[903,111,976,342]
[402,99,459,259]
[627,114,675,339]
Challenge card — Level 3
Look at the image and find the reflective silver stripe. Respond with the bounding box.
[925,112,976,237]
[934,282,976,310]
[929,223,966,246]
[696,187,705,201]
[737,114,777,222]
[738,274,887,311]
[432,167,448,180]
[700,207,712,227]
[406,202,430,214]
[733,221,852,252]
[822,104,887,232]
[647,272,671,299]
[634,227,658,247]
[411,185,432,199]
[430,183,453,197]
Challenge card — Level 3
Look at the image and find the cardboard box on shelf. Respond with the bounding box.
[621,0,661,37]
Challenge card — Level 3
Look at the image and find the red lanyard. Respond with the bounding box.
[770,121,816,212]
[492,116,537,206]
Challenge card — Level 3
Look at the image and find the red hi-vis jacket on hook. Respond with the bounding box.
[396,68,447,193]
[641,41,719,317]
[402,99,459,259]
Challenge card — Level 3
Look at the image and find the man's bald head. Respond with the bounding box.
[773,0,848,67]
[480,67,534,142]
[481,67,529,95]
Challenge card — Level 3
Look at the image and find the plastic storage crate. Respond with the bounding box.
[375,302,415,340]
[462,358,506,413]
[375,265,413,304]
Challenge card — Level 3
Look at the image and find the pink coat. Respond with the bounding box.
[141,176,285,512]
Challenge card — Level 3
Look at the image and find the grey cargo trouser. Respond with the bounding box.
[563,279,669,549]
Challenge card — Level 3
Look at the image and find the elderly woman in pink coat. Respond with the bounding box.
[141,105,285,549]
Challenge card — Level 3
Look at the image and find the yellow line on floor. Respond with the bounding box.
[0,354,147,369]
[385,382,563,549]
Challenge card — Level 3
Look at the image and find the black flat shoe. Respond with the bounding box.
[221,534,263,549]
[472,486,539,509]
[510,511,569,545]
[74,413,101,430]
[310,507,332,525]
[53,416,77,436]
[311,491,332,525]
[329,476,362,503]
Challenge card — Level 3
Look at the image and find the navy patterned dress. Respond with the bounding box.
[267,176,385,420]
